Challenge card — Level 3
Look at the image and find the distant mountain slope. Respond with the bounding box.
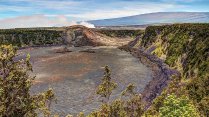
[88,12,209,26]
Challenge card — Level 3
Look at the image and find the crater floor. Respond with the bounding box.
[18,46,152,116]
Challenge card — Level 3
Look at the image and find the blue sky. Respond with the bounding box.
[0,0,208,28]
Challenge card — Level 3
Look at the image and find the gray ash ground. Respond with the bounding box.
[18,46,152,116]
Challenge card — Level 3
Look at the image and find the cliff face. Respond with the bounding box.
[64,25,104,47]
[63,25,133,47]
[135,24,209,78]
[129,23,209,116]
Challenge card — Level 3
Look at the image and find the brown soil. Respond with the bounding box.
[64,25,131,47]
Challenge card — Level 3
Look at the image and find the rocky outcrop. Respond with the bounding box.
[121,46,179,107]
[63,25,132,47]
[121,23,209,109]
[132,48,179,105]
[64,25,104,47]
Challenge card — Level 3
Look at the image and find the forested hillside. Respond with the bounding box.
[131,23,209,116]
[95,29,144,38]
[0,29,64,47]
[0,27,141,48]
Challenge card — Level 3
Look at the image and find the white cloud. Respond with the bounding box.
[79,21,95,28]
[0,15,95,29]
[162,0,202,2]
[29,0,80,10]
[0,0,184,20]
[0,0,80,13]
[0,0,186,28]
[0,5,31,12]
[65,2,182,20]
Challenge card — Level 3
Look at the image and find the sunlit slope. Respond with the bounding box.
[128,23,209,116]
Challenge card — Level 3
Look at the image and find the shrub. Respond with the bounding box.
[96,65,117,103]
[0,45,54,117]
[159,94,199,117]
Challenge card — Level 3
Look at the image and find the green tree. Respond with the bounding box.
[96,65,117,103]
[87,100,126,117]
[121,84,144,117]
[121,83,136,97]
[88,83,144,117]
[0,45,54,117]
[159,94,199,117]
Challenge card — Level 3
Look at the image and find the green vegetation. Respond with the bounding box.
[0,24,208,116]
[139,23,209,116]
[0,29,64,47]
[159,94,199,117]
[53,66,144,117]
[96,29,144,38]
[88,79,144,117]
[96,66,117,103]
[0,45,54,117]
[88,67,144,117]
